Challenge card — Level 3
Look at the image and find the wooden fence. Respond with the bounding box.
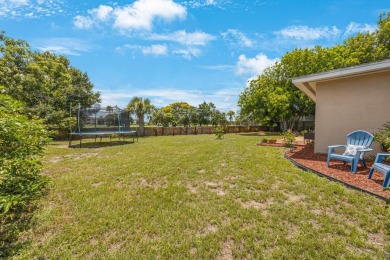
[143,125,267,137]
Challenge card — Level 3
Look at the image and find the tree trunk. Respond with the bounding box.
[138,116,145,136]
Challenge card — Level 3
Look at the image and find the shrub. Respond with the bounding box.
[374,122,390,152]
[215,126,225,140]
[0,93,49,256]
[282,131,296,150]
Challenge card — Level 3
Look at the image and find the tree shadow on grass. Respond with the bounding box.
[0,207,36,258]
[68,140,136,149]
[235,133,261,137]
[236,132,281,137]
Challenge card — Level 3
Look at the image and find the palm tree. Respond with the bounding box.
[106,105,113,114]
[152,109,165,127]
[227,110,235,125]
[127,97,153,136]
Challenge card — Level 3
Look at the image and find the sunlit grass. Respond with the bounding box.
[14,134,389,259]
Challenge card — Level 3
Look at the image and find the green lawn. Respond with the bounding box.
[14,134,389,259]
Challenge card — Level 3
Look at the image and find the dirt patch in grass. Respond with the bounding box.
[217,238,234,260]
[205,181,220,187]
[136,177,169,190]
[49,156,62,163]
[50,153,100,163]
[196,223,219,237]
[204,181,226,195]
[186,183,199,194]
[92,182,104,188]
[109,241,122,253]
[236,198,274,213]
[190,247,197,255]
[284,221,300,239]
[90,237,98,245]
[284,193,306,205]
[214,189,226,196]
[368,232,385,248]
[207,223,218,234]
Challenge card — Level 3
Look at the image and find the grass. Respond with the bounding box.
[12,134,389,259]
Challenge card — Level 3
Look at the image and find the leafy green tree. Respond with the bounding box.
[238,12,390,130]
[211,110,227,126]
[197,101,215,126]
[0,92,49,255]
[152,108,165,127]
[227,110,235,125]
[162,102,194,126]
[0,31,100,138]
[376,12,390,54]
[106,106,113,114]
[127,97,153,136]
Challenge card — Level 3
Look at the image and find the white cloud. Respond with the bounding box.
[236,53,279,76]
[221,29,253,47]
[117,43,205,60]
[116,44,168,56]
[89,5,113,21]
[74,0,186,32]
[344,22,377,36]
[141,44,168,55]
[275,25,341,40]
[172,47,202,60]
[33,38,93,56]
[147,30,216,46]
[0,0,65,19]
[74,15,94,29]
[8,0,29,5]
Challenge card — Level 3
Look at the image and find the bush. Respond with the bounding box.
[374,122,390,152]
[215,126,225,140]
[282,131,296,150]
[0,93,49,256]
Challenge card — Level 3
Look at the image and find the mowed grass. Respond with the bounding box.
[15,134,389,259]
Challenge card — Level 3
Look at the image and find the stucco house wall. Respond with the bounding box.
[292,59,390,155]
[315,71,390,154]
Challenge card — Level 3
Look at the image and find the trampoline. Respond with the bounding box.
[68,104,138,148]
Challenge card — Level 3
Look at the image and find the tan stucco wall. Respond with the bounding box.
[315,71,390,155]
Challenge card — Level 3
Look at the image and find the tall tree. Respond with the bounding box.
[152,108,165,127]
[0,31,100,138]
[238,12,390,131]
[227,110,235,125]
[162,102,194,126]
[127,97,153,136]
[197,101,215,126]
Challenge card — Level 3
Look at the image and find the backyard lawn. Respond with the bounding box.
[14,134,389,259]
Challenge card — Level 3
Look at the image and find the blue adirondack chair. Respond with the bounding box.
[368,153,390,188]
[326,130,374,173]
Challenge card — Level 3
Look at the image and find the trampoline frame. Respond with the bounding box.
[68,104,138,148]
[68,131,138,148]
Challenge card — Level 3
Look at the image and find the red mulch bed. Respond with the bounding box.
[285,146,390,199]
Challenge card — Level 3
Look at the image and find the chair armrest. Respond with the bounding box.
[375,153,390,163]
[359,148,373,153]
[328,145,346,149]
[354,148,373,160]
[327,145,346,154]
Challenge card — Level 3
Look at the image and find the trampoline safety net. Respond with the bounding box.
[72,104,131,133]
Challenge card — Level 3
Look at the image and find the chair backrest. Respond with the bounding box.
[346,130,374,147]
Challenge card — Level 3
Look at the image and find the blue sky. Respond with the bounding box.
[1,0,389,112]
